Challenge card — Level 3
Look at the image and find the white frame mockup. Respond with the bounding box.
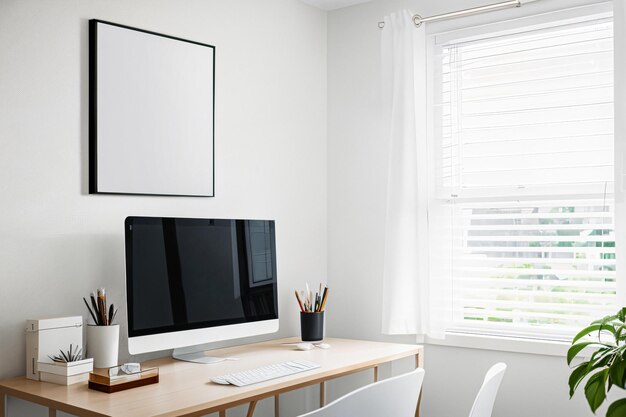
[89,20,215,197]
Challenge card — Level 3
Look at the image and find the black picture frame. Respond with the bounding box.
[89,19,215,197]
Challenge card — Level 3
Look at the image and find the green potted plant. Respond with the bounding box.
[37,344,94,385]
[568,307,626,417]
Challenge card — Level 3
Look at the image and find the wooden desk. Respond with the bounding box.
[0,337,424,417]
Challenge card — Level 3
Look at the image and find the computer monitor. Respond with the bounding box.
[124,217,279,362]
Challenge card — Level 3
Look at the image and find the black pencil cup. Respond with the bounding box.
[300,312,324,342]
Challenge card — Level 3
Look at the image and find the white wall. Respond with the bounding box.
[326,0,615,416]
[0,0,326,416]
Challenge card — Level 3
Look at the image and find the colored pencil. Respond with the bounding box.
[295,290,305,312]
[296,283,328,313]
[320,287,329,311]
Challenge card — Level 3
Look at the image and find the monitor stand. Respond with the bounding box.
[172,349,227,364]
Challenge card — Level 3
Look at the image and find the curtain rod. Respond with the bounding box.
[377,0,521,29]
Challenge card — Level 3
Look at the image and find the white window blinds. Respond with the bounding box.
[430,10,615,340]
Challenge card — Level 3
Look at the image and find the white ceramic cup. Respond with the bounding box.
[86,324,119,368]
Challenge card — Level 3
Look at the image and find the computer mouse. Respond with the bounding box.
[316,343,331,349]
[296,342,313,351]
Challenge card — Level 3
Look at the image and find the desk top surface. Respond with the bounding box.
[0,337,423,417]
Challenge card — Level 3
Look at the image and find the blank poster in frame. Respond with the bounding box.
[89,20,215,197]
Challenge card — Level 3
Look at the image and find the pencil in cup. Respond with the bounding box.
[294,286,328,313]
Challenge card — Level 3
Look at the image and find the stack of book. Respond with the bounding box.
[37,358,94,385]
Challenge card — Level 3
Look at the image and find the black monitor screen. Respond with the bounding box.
[125,217,278,337]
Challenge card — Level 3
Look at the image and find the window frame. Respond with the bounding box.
[424,2,619,345]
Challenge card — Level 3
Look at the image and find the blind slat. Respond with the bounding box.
[451,246,615,254]
[455,277,615,289]
[455,300,613,314]
[458,257,615,266]
[458,288,615,301]
[457,309,608,321]
[443,69,613,93]
[454,267,615,278]
[463,223,613,230]
[440,48,612,76]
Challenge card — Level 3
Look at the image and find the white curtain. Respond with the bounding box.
[380,11,429,335]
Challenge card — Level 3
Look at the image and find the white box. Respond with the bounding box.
[37,358,93,376]
[39,371,88,386]
[26,316,83,380]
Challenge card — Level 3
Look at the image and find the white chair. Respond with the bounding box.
[297,367,425,417]
[468,363,507,417]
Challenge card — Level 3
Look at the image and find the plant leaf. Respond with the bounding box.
[568,342,605,365]
[573,324,617,345]
[586,350,614,376]
[617,325,626,341]
[585,369,609,413]
[570,349,614,396]
[592,313,618,325]
[569,361,590,397]
[607,398,626,417]
[610,356,626,389]
[591,351,614,371]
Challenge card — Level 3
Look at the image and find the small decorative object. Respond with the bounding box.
[567,307,626,417]
[295,283,328,342]
[84,288,120,368]
[48,344,83,363]
[88,364,159,393]
[25,316,83,380]
[37,344,94,385]
[38,357,94,386]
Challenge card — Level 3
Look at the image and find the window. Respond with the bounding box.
[429,9,615,340]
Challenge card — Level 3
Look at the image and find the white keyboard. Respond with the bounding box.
[211,360,320,387]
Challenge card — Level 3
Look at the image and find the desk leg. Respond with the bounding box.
[1,392,6,417]
[246,401,257,417]
[49,409,57,417]
[219,410,226,417]
[274,395,279,417]
[319,381,325,407]
[415,353,423,369]
[415,352,423,417]
[374,366,379,382]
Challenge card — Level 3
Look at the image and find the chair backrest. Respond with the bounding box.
[468,363,507,417]
[298,368,425,417]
